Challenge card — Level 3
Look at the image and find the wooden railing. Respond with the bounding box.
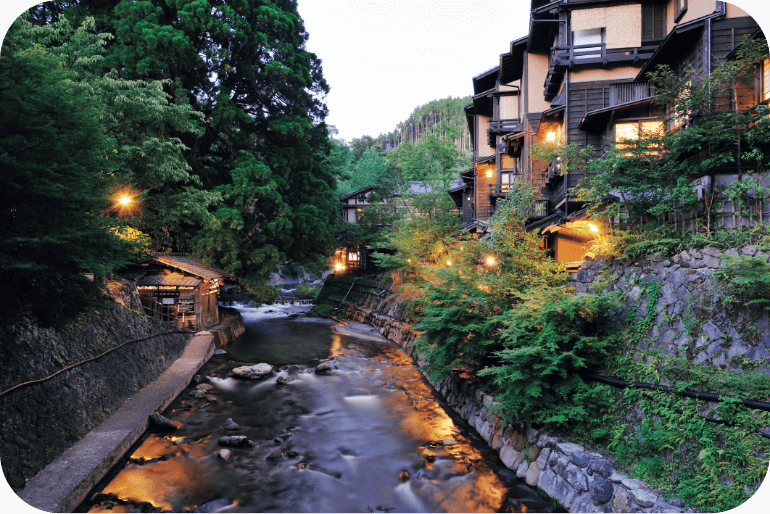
[609,81,653,107]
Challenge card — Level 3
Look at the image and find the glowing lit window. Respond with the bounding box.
[614,120,664,155]
[764,59,770,102]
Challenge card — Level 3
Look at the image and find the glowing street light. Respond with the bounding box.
[485,255,496,266]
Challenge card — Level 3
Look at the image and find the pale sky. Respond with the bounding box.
[297,1,530,142]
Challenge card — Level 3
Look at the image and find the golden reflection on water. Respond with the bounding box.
[97,452,218,512]
[375,345,508,512]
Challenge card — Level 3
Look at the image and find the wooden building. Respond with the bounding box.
[462,0,765,265]
[126,253,230,330]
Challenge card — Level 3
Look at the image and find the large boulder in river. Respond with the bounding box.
[315,362,333,375]
[148,413,177,432]
[230,363,273,380]
[218,435,254,447]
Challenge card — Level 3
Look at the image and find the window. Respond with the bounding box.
[614,120,664,155]
[573,28,605,59]
[500,172,512,192]
[674,0,688,23]
[763,58,770,102]
[642,3,666,40]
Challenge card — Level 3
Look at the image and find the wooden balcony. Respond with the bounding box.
[544,43,658,98]
[489,118,522,133]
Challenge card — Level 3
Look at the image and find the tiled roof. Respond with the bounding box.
[136,276,201,287]
[150,253,230,279]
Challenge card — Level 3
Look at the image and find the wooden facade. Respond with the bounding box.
[126,253,229,330]
[461,0,766,263]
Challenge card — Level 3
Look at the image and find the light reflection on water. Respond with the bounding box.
[79,304,552,513]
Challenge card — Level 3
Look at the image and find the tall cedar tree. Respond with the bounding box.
[32,1,337,301]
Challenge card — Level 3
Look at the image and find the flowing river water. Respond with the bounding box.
[77,302,554,513]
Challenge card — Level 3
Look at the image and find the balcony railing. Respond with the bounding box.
[488,184,515,196]
[551,43,658,67]
[489,118,522,133]
[545,43,658,98]
[609,81,654,107]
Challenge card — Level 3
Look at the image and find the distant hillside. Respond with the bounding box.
[377,96,472,154]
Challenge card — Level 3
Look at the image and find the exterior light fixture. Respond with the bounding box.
[486,169,493,178]
[588,224,599,233]
[446,260,452,267]
[485,256,496,266]
[119,196,132,205]
[546,132,557,143]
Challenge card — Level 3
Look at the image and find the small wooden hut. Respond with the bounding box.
[128,253,230,330]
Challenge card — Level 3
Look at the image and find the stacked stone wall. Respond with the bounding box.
[0,304,192,491]
[570,244,770,372]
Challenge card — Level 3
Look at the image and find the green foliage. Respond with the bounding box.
[593,335,770,513]
[35,0,338,298]
[0,15,140,332]
[479,290,619,428]
[295,283,320,300]
[336,146,394,197]
[386,132,467,181]
[713,254,770,309]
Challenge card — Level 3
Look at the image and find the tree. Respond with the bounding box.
[35,1,338,300]
[0,16,137,333]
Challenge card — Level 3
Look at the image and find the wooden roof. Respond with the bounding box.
[338,184,375,201]
[137,276,202,287]
[147,253,230,280]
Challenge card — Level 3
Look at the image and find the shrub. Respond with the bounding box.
[478,289,620,428]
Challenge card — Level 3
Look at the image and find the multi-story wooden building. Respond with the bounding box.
[462,0,765,265]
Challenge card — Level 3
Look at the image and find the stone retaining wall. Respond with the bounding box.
[0,303,192,491]
[338,301,691,513]
[569,245,770,372]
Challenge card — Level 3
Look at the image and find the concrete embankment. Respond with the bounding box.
[3,305,245,512]
[326,290,695,513]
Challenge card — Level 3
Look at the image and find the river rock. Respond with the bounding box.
[276,376,287,385]
[205,395,219,403]
[442,438,458,446]
[230,363,273,380]
[193,499,231,513]
[315,362,333,375]
[223,418,242,431]
[148,413,177,432]
[218,435,254,447]
[190,389,207,399]
[196,384,214,392]
[218,449,231,461]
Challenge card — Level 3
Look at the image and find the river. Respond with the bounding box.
[76,302,553,513]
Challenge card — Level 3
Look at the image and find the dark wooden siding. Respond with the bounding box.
[566,80,616,161]
[710,17,761,111]
[462,187,475,222]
